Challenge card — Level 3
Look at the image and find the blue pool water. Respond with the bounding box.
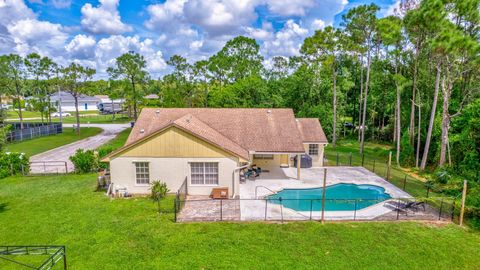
[267,183,391,211]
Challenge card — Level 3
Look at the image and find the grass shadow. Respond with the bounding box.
[0,202,8,213]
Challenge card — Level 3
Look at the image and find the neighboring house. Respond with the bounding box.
[50,91,100,112]
[102,108,328,197]
[94,95,125,114]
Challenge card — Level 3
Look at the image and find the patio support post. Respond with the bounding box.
[297,154,301,180]
[321,168,327,224]
[460,180,468,226]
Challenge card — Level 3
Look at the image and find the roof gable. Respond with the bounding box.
[295,118,328,143]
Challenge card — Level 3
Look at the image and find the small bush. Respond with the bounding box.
[0,152,29,178]
[97,145,115,169]
[70,149,98,173]
[150,181,170,213]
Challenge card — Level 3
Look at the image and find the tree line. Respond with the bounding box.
[0,0,479,183]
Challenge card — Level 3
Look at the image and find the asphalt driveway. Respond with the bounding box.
[29,123,129,174]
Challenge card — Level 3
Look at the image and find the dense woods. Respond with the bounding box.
[0,0,479,213]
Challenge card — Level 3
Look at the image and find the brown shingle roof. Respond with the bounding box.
[295,118,328,143]
[172,114,250,159]
[125,108,309,154]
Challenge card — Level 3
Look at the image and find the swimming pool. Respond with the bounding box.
[267,183,391,211]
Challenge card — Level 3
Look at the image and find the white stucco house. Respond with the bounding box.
[103,108,328,197]
[50,91,100,112]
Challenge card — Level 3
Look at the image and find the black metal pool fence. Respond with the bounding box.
[174,196,457,223]
[324,151,439,198]
[5,122,62,142]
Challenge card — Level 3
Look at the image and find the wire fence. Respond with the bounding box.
[25,161,69,175]
[5,122,62,142]
[324,151,435,198]
[174,196,456,223]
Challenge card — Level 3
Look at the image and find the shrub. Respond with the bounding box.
[70,149,98,173]
[0,152,29,178]
[150,181,170,213]
[97,145,115,170]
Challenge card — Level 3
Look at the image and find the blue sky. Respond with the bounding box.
[0,0,398,77]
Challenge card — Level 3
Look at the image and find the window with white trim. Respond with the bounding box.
[134,162,150,184]
[191,162,219,185]
[309,144,319,156]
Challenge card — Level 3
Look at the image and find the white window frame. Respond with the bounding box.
[308,144,319,156]
[134,162,150,185]
[190,162,219,186]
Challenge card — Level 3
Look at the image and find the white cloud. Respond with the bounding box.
[311,19,326,30]
[65,34,96,59]
[261,20,309,57]
[95,35,167,74]
[81,0,132,35]
[183,0,258,37]
[7,19,68,55]
[264,0,316,16]
[145,0,187,31]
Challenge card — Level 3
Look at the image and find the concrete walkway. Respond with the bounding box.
[29,123,129,174]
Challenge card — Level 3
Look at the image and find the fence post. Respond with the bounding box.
[321,168,327,224]
[174,198,177,222]
[354,200,357,220]
[438,198,444,220]
[396,199,401,220]
[264,199,268,221]
[459,180,468,226]
[279,197,283,224]
[65,162,68,174]
[361,153,365,167]
[349,152,352,166]
[387,152,392,181]
[426,187,430,198]
[373,160,376,173]
[309,199,313,221]
[403,175,407,191]
[220,199,223,221]
[451,200,455,222]
[336,153,339,166]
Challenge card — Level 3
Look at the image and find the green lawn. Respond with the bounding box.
[5,127,102,157]
[59,115,131,124]
[0,174,479,269]
[324,140,435,197]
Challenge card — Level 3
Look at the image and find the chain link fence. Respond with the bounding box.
[5,122,62,142]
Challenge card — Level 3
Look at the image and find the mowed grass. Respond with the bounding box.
[324,139,434,197]
[1,174,479,269]
[5,127,102,157]
[5,110,95,119]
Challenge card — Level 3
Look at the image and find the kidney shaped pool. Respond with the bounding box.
[267,183,391,211]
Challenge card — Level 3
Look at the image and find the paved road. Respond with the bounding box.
[29,123,130,174]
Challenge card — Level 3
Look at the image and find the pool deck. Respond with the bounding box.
[239,166,412,221]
